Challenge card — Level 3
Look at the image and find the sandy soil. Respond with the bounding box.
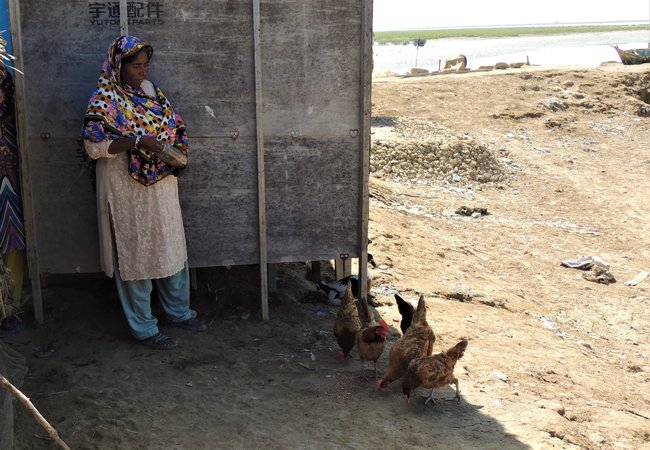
[3,62,650,449]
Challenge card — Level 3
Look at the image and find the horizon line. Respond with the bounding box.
[375,19,649,33]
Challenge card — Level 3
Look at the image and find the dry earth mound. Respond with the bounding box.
[371,117,504,184]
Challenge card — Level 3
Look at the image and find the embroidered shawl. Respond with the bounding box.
[81,35,188,186]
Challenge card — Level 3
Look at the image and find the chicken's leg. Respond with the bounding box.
[359,360,368,380]
[454,378,461,404]
[424,389,437,406]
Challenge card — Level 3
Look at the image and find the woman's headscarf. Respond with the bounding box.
[81,35,188,186]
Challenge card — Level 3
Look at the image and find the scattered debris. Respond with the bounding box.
[439,289,481,302]
[541,97,569,111]
[537,315,568,338]
[371,283,400,297]
[410,67,429,75]
[491,370,509,381]
[455,206,490,217]
[624,271,648,287]
[434,287,508,309]
[561,256,610,270]
[582,265,616,285]
[561,256,616,284]
[443,55,467,72]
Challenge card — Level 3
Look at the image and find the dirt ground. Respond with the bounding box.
[3,62,650,449]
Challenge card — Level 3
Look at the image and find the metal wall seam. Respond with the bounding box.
[119,0,128,35]
[252,0,269,320]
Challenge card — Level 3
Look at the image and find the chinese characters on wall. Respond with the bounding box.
[88,2,165,25]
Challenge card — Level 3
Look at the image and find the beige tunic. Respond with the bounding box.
[84,80,187,281]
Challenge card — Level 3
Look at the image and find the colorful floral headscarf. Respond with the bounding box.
[81,35,188,186]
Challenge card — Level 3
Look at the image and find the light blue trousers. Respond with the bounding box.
[109,215,192,340]
[113,261,192,340]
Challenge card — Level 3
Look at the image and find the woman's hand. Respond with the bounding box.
[138,135,164,154]
[108,135,163,155]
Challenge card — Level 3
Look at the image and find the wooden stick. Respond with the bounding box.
[0,375,71,450]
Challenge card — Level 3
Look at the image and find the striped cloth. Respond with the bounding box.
[0,70,25,254]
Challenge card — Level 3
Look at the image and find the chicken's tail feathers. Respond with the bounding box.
[413,295,427,323]
[448,338,469,360]
[318,281,334,292]
[395,294,415,318]
[341,282,355,306]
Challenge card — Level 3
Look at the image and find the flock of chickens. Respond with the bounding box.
[330,259,468,406]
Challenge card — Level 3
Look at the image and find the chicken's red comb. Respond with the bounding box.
[379,320,389,330]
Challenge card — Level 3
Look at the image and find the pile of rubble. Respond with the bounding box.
[371,117,504,184]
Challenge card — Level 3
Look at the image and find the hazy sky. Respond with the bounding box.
[373,0,650,31]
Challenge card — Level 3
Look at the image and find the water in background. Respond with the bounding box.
[373,30,650,74]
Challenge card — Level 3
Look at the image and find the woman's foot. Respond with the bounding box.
[139,332,178,349]
[170,318,207,332]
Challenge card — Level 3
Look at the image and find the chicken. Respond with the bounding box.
[376,295,436,391]
[394,294,435,354]
[318,254,378,302]
[402,338,468,406]
[395,293,415,334]
[333,282,361,362]
[356,320,389,379]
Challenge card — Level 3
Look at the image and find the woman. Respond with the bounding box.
[0,65,27,319]
[81,35,204,350]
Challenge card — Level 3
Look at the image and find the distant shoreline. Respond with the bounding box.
[375,24,650,44]
[372,29,648,74]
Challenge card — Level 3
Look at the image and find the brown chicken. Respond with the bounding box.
[333,282,361,362]
[375,295,436,391]
[402,338,468,406]
[356,320,389,379]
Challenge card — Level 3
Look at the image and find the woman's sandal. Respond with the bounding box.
[139,332,178,350]
[170,318,207,332]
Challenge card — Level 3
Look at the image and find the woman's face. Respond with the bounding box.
[120,50,149,88]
